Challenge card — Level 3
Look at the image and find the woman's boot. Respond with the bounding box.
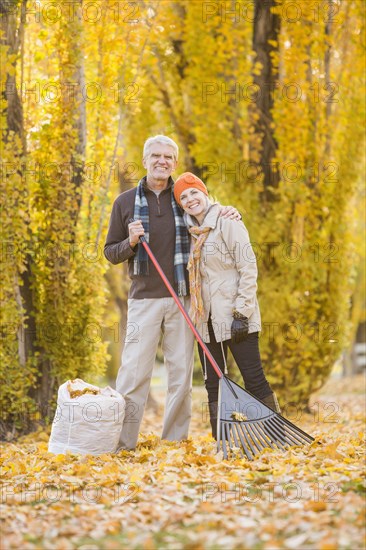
[261,392,281,413]
[208,401,218,439]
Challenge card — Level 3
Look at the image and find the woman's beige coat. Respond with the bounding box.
[185,203,261,343]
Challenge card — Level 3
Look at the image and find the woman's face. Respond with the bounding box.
[179,187,208,218]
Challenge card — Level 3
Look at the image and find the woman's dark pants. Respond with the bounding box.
[198,317,273,438]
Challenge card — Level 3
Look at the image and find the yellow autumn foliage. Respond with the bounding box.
[1,0,365,435]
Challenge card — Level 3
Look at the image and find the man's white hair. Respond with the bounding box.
[143,135,179,161]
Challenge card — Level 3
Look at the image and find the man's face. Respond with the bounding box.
[143,143,177,181]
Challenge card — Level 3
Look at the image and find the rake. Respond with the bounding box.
[133,226,314,460]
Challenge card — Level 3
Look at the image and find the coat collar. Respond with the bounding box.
[184,202,221,232]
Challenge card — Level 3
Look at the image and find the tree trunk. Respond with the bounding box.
[251,0,280,201]
[1,1,25,145]
[1,1,37,373]
[324,0,333,157]
[33,0,87,411]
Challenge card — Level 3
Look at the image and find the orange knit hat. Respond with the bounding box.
[173,172,208,205]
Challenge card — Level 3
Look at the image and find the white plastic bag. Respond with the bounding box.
[48,379,125,455]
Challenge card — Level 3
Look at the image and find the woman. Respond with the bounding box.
[174,172,280,439]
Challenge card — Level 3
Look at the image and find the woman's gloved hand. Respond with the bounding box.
[231,310,249,343]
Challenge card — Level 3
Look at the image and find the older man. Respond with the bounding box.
[104,135,237,450]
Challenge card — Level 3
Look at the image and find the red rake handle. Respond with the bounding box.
[137,234,224,380]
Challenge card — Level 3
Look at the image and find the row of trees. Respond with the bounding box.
[1,0,365,434]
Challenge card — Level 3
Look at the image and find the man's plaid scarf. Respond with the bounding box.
[133,177,190,296]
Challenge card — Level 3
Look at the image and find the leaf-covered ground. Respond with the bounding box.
[1,374,365,550]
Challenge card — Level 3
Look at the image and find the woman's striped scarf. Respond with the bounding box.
[187,225,211,323]
[133,177,190,296]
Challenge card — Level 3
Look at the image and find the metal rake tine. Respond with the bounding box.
[279,428,306,446]
[226,423,234,450]
[289,426,314,444]
[249,422,269,448]
[270,417,300,446]
[272,417,309,445]
[231,423,244,457]
[220,423,229,459]
[280,423,305,445]
[280,421,313,446]
[296,429,315,443]
[234,423,254,460]
[267,419,288,448]
[284,426,312,446]
[238,422,258,457]
[251,422,275,450]
[272,414,314,443]
[229,423,242,455]
[245,422,267,452]
[263,418,288,448]
[249,423,267,452]
[227,423,243,457]
[256,421,278,449]
[216,416,222,452]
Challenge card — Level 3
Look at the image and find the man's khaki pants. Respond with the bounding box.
[116,297,195,450]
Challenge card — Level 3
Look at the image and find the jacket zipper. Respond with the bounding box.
[156,194,161,216]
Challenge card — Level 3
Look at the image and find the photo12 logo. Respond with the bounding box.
[2,80,140,105]
[0,481,140,504]
[201,81,339,104]
[3,1,140,24]
[201,1,341,24]
[201,481,340,503]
